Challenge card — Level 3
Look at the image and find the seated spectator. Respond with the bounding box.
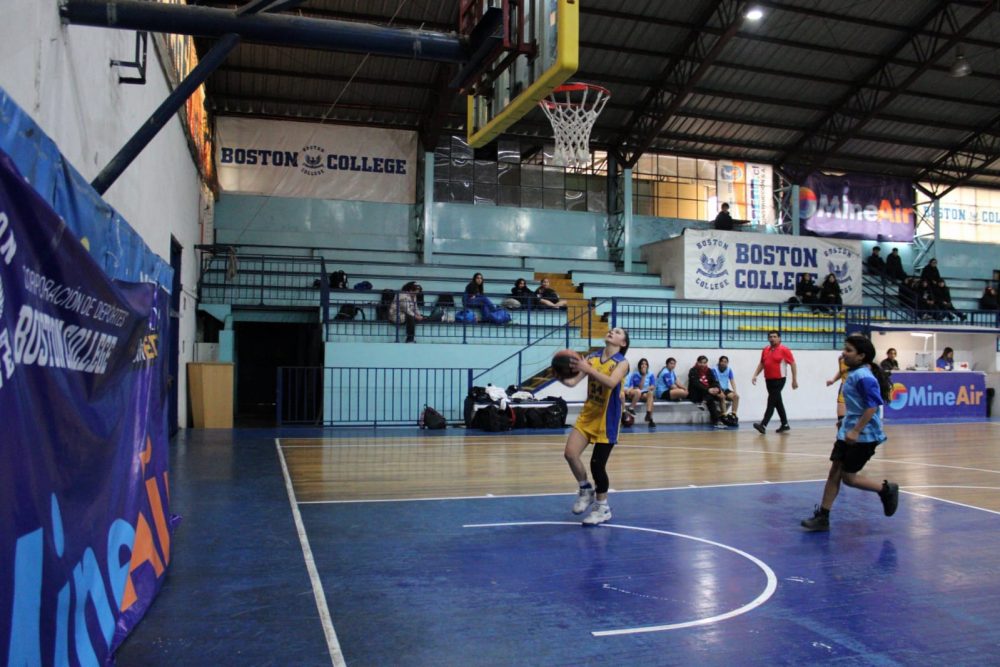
[713,203,734,231]
[866,246,886,277]
[818,273,843,313]
[920,258,941,283]
[885,248,907,281]
[535,278,568,309]
[979,286,998,310]
[625,358,657,427]
[508,278,535,308]
[899,276,920,310]
[655,357,688,401]
[936,347,954,372]
[687,355,727,428]
[917,279,942,320]
[463,272,496,312]
[788,272,819,312]
[932,279,966,321]
[880,347,899,372]
[713,355,739,419]
[388,282,424,343]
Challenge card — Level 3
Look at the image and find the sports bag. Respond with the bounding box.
[419,405,447,430]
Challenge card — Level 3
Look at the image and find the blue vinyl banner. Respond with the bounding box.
[0,150,173,665]
[0,89,173,288]
[885,371,987,420]
[800,173,915,241]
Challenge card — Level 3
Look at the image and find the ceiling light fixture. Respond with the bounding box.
[744,7,764,21]
[950,47,972,78]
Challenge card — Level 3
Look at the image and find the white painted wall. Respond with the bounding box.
[1,2,203,428]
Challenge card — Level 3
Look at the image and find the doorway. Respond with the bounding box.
[235,321,322,426]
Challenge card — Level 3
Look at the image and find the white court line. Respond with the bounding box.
[296,478,827,505]
[462,521,777,637]
[901,489,1000,517]
[274,439,345,667]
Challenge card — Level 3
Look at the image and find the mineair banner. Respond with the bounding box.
[658,229,862,304]
[717,161,774,226]
[0,151,173,665]
[800,173,915,241]
[216,117,417,203]
[884,371,987,420]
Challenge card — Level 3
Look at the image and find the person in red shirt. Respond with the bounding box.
[750,330,798,433]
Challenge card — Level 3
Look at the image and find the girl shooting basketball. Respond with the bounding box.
[802,334,899,531]
[559,327,630,526]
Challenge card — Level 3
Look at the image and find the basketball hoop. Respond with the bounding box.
[539,83,610,168]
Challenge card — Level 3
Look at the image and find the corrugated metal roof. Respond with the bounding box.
[185,0,1000,188]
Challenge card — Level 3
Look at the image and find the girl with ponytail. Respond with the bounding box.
[801,334,900,531]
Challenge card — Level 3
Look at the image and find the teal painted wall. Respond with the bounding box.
[934,240,1000,281]
[213,194,415,250]
[213,193,719,261]
[324,342,563,423]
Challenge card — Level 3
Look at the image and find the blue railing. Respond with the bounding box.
[277,366,473,426]
[324,290,593,346]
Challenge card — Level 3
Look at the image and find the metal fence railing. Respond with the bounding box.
[198,248,327,307]
[277,366,473,426]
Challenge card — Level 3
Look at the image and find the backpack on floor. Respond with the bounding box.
[485,308,511,325]
[329,270,348,289]
[333,304,365,321]
[419,405,447,430]
[470,404,514,432]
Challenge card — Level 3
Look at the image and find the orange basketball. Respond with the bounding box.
[551,349,582,381]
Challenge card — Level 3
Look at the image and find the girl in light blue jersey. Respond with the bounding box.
[802,334,899,531]
[625,358,657,426]
[655,357,688,401]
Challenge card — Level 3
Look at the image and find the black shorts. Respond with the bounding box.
[722,389,735,398]
[829,440,878,473]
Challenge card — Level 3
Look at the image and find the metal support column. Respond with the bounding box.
[791,184,800,236]
[422,151,434,264]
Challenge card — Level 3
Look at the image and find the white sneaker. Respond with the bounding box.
[582,503,612,526]
[572,487,595,514]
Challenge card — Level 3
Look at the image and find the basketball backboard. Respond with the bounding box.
[461,0,578,148]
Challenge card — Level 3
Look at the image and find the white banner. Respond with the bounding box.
[681,229,862,304]
[215,118,417,203]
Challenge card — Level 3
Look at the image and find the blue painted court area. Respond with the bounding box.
[303,483,1000,666]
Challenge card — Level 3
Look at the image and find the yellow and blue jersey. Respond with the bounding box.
[574,351,627,444]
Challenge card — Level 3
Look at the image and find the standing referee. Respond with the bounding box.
[751,330,798,433]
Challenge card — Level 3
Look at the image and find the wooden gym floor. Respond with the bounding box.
[116,419,1000,666]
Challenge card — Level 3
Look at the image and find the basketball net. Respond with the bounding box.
[539,83,610,168]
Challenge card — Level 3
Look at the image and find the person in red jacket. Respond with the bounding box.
[751,330,798,434]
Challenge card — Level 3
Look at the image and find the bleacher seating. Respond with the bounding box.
[197,244,1000,352]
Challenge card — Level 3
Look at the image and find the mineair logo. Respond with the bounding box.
[888,382,908,410]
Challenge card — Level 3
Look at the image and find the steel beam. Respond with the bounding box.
[91,33,241,194]
[612,0,749,168]
[778,1,995,180]
[60,0,467,63]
